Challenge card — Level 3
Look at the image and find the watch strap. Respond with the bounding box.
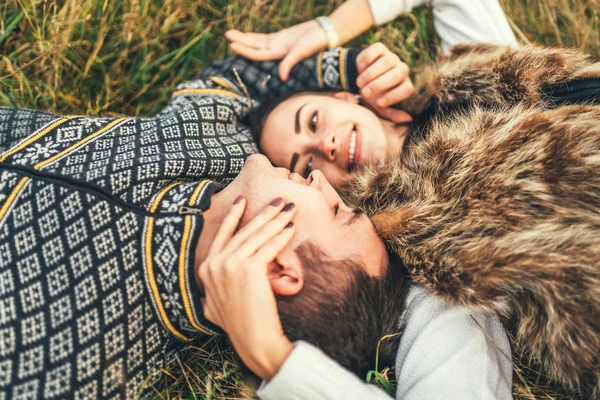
[316,16,340,50]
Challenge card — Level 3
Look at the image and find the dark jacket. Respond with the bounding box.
[0,48,362,399]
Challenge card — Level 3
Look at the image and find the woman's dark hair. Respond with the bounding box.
[248,87,338,150]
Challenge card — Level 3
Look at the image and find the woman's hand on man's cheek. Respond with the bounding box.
[199,195,296,381]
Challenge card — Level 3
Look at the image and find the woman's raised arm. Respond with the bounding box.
[226,0,375,81]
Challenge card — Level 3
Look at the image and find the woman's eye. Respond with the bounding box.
[303,158,313,178]
[309,111,318,132]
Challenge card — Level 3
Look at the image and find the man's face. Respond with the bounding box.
[260,92,412,189]
[230,154,388,277]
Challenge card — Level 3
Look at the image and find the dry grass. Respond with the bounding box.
[1,0,598,399]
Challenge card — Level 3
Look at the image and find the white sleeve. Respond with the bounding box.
[367,0,518,52]
[395,287,513,400]
[367,0,427,26]
[257,341,393,400]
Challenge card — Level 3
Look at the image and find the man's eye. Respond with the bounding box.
[303,158,313,178]
[309,111,318,132]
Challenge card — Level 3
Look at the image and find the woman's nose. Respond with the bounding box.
[318,132,337,161]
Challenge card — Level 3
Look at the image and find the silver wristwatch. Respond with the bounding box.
[315,16,340,50]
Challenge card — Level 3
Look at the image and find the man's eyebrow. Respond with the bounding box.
[295,103,307,134]
[290,152,299,173]
[344,208,364,227]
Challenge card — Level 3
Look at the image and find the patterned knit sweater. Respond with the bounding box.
[0,49,361,399]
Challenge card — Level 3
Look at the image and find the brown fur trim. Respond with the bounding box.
[401,44,600,116]
[353,104,600,395]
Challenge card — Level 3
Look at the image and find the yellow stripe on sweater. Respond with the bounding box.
[172,88,239,98]
[0,117,73,163]
[339,48,348,92]
[0,177,29,225]
[146,182,192,342]
[179,180,214,335]
[317,52,324,88]
[35,118,127,169]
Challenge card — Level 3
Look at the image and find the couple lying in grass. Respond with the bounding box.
[2,0,599,399]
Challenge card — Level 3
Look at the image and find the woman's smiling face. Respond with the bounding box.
[259,92,412,189]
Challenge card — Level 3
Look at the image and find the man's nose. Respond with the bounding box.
[318,132,337,161]
[288,172,307,184]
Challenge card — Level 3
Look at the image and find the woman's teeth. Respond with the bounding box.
[349,129,357,167]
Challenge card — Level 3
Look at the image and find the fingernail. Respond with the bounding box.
[362,87,371,97]
[282,203,295,212]
[233,195,244,204]
[378,98,387,106]
[270,197,284,207]
[356,77,365,87]
[359,62,366,70]
[285,222,294,229]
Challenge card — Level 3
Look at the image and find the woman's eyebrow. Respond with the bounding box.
[295,103,307,134]
[290,152,299,172]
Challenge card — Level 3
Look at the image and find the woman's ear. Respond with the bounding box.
[267,252,304,296]
[333,91,360,104]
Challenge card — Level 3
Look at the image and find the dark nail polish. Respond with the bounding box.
[270,197,284,207]
[282,203,295,212]
[285,222,294,229]
[233,195,244,204]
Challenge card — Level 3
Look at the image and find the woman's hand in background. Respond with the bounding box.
[225,1,376,81]
[225,21,327,82]
[199,196,296,381]
[356,43,414,124]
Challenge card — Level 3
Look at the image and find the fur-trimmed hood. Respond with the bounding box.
[353,44,600,395]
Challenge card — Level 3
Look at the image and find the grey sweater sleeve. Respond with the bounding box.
[257,341,393,400]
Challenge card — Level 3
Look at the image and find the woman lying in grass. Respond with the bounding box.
[227,0,517,188]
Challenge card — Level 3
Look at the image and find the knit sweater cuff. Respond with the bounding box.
[257,341,354,400]
[344,48,361,94]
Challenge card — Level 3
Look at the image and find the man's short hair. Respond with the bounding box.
[276,241,411,378]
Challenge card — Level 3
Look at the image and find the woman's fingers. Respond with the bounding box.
[253,222,295,264]
[227,30,285,61]
[279,45,316,81]
[235,203,296,258]
[356,42,389,73]
[206,196,247,258]
[229,42,282,61]
[356,52,401,89]
[224,197,286,251]
[279,26,327,81]
[375,78,414,107]
[361,63,409,101]
[225,30,270,49]
[377,106,414,124]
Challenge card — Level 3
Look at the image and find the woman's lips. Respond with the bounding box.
[344,126,363,173]
[347,127,362,173]
[354,127,362,166]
